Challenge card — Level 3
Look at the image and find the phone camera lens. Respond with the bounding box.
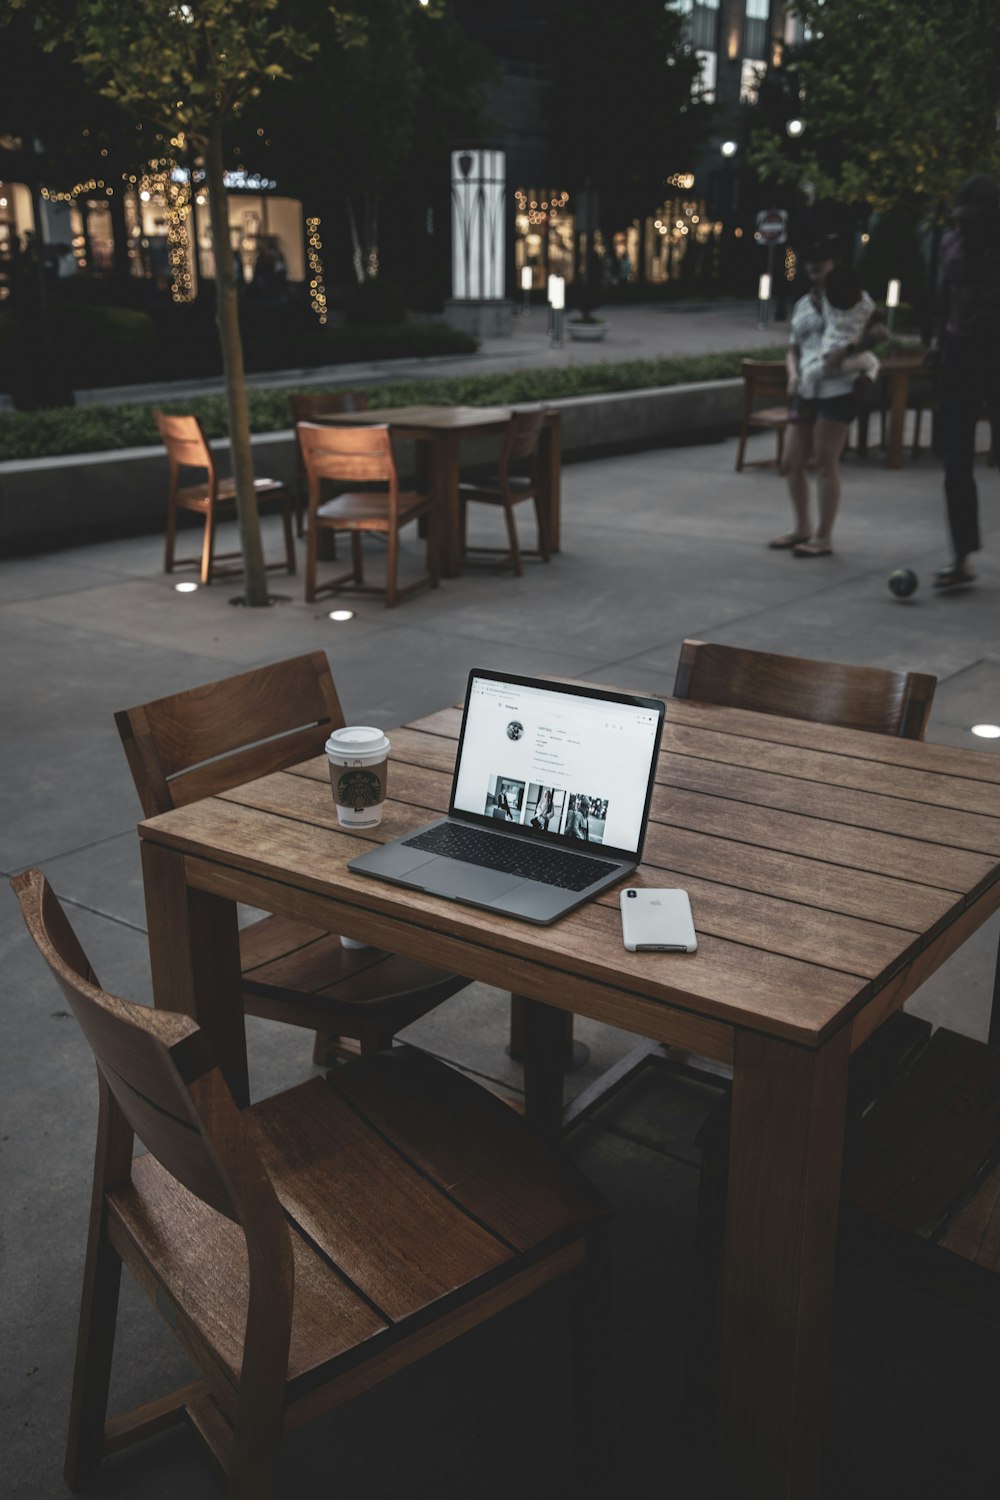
[627,889,637,898]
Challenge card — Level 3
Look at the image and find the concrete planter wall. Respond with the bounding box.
[0,378,744,553]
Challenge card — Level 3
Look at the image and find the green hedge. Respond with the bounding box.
[0,346,786,463]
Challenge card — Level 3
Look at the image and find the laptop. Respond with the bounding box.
[348,669,666,924]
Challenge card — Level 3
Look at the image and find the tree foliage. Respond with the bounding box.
[748,0,1000,216]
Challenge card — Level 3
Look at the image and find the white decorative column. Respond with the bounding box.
[444,147,513,338]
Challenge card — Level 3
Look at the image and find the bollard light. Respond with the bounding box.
[520,265,533,291]
[721,140,738,158]
[886,279,900,308]
[547,274,565,310]
[758,273,772,302]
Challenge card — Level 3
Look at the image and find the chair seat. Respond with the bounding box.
[747,406,789,429]
[316,490,428,527]
[176,476,286,511]
[238,914,468,1039]
[111,1050,609,1402]
[458,476,534,504]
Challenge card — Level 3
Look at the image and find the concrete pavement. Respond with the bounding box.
[2,424,999,1498]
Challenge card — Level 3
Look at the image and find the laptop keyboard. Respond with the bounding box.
[402,823,618,892]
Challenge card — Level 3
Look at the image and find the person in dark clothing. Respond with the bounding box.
[927,174,1000,588]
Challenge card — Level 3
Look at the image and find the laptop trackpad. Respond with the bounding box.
[415,859,523,903]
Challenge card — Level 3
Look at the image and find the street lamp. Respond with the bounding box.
[547,273,565,347]
[785,118,805,138]
[520,263,532,317]
[886,278,901,334]
[721,140,738,158]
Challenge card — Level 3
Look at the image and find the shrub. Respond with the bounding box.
[0,346,787,462]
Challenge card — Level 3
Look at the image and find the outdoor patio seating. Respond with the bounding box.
[114,652,470,1066]
[153,410,295,586]
[11,867,612,1500]
[458,407,551,576]
[297,421,439,607]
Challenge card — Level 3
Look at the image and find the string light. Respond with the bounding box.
[306,216,328,325]
[137,160,194,302]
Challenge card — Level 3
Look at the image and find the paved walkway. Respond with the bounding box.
[3,430,998,1498]
[73,299,785,407]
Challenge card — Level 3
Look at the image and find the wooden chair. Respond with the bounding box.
[735,359,788,472]
[114,652,469,1066]
[153,410,295,586]
[11,868,612,1500]
[297,422,439,608]
[288,391,370,537]
[557,641,938,1135]
[458,408,551,576]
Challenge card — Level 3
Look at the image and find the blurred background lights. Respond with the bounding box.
[971,724,1000,739]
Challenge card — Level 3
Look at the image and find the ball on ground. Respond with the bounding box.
[888,567,918,598]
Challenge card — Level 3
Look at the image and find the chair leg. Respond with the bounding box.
[351,533,364,585]
[386,524,399,608]
[504,503,523,577]
[735,427,747,471]
[200,512,215,586]
[305,518,318,603]
[776,426,785,467]
[426,504,440,588]
[164,499,177,574]
[281,498,296,576]
[534,497,551,563]
[65,1079,133,1488]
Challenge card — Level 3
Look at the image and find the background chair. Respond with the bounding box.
[735,359,788,472]
[12,867,612,1500]
[153,410,295,585]
[297,422,438,608]
[288,390,370,536]
[115,651,469,1066]
[553,640,938,1135]
[458,408,551,576]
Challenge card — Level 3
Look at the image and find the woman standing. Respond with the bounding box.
[771,235,859,558]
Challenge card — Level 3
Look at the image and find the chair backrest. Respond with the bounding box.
[499,408,547,483]
[296,421,396,484]
[289,390,370,424]
[673,640,936,740]
[9,867,268,1226]
[740,359,788,412]
[115,651,346,817]
[153,409,216,494]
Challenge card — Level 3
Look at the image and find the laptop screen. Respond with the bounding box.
[450,671,665,860]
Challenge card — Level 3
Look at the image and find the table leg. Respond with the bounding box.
[141,840,249,1108]
[718,1025,850,1499]
[885,370,911,469]
[518,995,567,1142]
[539,413,562,553]
[431,432,462,577]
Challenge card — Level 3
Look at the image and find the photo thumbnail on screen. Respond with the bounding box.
[525,784,565,833]
[485,774,526,822]
[561,792,609,845]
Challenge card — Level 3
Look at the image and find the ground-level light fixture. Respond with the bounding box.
[886,278,901,333]
[174,581,198,593]
[329,609,354,622]
[786,118,805,138]
[721,140,738,158]
[971,724,1000,739]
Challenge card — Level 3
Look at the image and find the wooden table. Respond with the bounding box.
[137,694,1000,1498]
[316,404,562,577]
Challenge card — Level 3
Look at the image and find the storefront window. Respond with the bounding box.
[514,188,574,290]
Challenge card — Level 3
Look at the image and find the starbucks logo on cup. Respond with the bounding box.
[338,768,383,810]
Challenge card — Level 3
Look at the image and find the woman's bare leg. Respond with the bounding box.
[779,420,813,537]
[812,417,850,544]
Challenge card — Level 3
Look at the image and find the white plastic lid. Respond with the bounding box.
[325,726,391,761]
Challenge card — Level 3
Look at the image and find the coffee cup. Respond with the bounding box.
[325,726,391,829]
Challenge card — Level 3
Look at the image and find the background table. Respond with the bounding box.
[138,693,1000,1498]
[316,404,562,576]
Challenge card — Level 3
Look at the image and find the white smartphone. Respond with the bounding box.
[620,887,697,953]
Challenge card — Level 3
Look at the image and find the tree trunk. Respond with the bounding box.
[204,130,268,605]
[107,185,132,283]
[346,195,364,285]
